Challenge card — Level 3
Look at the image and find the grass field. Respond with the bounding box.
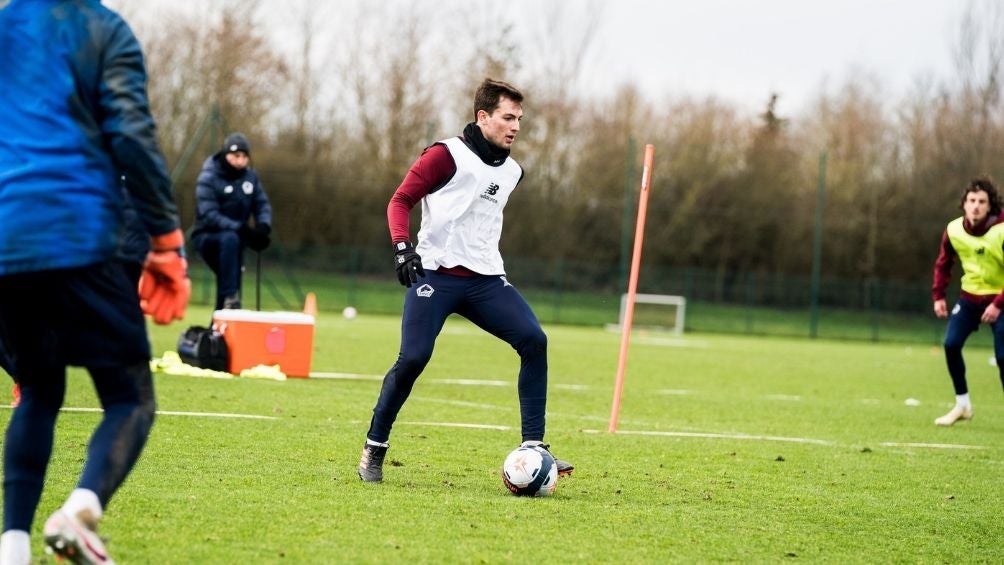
[2,303,1002,563]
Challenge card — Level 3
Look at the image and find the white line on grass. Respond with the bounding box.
[431,378,508,386]
[880,442,987,450]
[397,421,511,431]
[632,336,710,348]
[310,371,383,380]
[554,383,591,391]
[582,428,989,451]
[56,407,278,420]
[311,372,591,392]
[310,371,508,386]
[583,428,835,445]
[411,396,506,410]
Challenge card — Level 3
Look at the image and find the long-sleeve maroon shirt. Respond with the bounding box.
[387,143,456,243]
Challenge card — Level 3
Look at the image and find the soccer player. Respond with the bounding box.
[190,133,273,310]
[357,78,574,482]
[0,1,190,563]
[931,177,1004,426]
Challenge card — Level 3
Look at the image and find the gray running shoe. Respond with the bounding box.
[521,441,574,477]
[358,443,388,482]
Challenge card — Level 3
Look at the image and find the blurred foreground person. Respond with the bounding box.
[931,177,1004,426]
[0,1,189,563]
[357,79,574,482]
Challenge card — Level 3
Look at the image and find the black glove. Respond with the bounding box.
[239,223,271,252]
[393,241,425,287]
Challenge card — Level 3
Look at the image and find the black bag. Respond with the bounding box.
[177,326,229,372]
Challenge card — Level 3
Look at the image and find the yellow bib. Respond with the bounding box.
[946,217,1004,295]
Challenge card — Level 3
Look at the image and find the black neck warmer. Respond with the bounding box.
[462,122,510,167]
[215,152,245,180]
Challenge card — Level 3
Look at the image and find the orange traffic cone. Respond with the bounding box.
[303,292,317,317]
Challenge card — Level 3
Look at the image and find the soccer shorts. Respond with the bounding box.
[0,260,150,372]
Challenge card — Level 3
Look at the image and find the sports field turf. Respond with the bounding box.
[2,304,1001,563]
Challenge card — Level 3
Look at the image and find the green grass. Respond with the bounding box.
[3,304,1002,563]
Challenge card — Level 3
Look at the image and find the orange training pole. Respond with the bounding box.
[609,144,655,433]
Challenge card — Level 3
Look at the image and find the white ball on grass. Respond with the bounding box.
[342,306,357,320]
[501,445,557,496]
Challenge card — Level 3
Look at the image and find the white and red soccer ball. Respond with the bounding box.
[501,445,558,496]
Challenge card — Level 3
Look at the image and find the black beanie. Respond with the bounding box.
[223,132,251,155]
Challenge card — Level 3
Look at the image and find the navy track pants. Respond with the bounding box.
[366,272,548,444]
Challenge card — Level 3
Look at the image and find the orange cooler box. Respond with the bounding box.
[211,310,315,377]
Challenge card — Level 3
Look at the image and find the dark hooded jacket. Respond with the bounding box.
[190,150,272,247]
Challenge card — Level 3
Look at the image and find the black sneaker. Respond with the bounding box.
[358,443,388,482]
[222,293,241,309]
[521,441,574,477]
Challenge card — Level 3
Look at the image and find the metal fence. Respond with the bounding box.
[190,242,950,345]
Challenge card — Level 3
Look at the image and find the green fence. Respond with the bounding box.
[186,243,948,345]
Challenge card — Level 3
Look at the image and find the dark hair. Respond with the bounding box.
[961,176,1002,216]
[473,78,523,120]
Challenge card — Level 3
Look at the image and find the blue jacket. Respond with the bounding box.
[190,153,272,244]
[0,0,179,275]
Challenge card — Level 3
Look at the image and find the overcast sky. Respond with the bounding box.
[110,0,972,116]
[577,0,965,113]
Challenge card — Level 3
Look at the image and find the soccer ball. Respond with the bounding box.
[342,306,357,320]
[501,445,557,496]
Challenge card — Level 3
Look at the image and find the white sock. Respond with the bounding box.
[0,530,31,565]
[62,488,103,521]
[956,393,971,409]
[365,439,389,448]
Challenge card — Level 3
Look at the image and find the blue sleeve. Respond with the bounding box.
[96,13,179,238]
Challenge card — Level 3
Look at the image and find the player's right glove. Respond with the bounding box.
[393,241,426,287]
[139,228,191,325]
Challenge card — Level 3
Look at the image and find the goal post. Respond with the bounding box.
[609,293,686,335]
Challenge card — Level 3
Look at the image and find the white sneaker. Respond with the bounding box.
[934,405,973,426]
[0,530,31,565]
[43,509,115,564]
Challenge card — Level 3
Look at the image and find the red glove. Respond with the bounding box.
[139,229,191,324]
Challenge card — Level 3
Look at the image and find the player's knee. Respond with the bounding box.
[397,349,433,373]
[943,341,964,353]
[125,360,157,417]
[517,328,547,357]
[218,231,241,252]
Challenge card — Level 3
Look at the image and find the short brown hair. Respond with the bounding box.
[473,78,523,120]
[961,176,1002,216]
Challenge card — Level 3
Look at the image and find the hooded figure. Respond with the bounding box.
[190,132,273,309]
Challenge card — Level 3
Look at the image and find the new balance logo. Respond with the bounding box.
[416,284,434,297]
[977,247,986,255]
[480,182,500,203]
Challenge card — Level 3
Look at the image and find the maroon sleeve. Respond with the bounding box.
[387,143,457,243]
[932,230,955,302]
